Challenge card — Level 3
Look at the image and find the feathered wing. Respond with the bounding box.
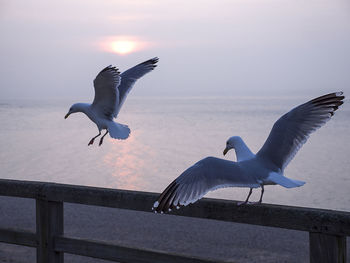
[92,65,121,119]
[152,157,260,213]
[257,92,345,171]
[115,57,158,115]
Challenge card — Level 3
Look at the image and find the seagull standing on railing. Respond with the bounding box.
[65,57,159,146]
[153,92,345,213]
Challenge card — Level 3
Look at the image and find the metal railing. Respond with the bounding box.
[0,178,349,263]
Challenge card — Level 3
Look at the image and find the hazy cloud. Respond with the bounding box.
[0,0,349,99]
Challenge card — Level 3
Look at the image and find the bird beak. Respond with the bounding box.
[223,147,229,156]
[64,113,70,119]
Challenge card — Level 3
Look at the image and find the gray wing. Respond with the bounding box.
[92,65,121,119]
[257,92,344,171]
[115,57,158,115]
[152,157,259,213]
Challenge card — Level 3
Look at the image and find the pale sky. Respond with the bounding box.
[0,0,349,99]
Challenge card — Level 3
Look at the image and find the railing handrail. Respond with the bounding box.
[0,178,349,263]
[0,178,350,236]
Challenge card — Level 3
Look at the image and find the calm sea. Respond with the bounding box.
[0,96,349,211]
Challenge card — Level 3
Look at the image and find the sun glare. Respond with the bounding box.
[100,36,150,55]
[111,40,136,55]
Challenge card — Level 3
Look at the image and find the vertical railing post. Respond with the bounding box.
[309,232,346,263]
[36,199,64,263]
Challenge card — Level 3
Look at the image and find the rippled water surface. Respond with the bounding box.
[0,96,349,211]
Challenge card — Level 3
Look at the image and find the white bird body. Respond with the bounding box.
[153,92,344,213]
[71,103,127,139]
[65,58,158,145]
[68,103,105,130]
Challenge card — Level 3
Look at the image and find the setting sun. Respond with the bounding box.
[111,40,137,55]
[99,36,151,55]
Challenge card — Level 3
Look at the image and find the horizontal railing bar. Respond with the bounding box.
[55,236,217,263]
[0,228,37,247]
[0,179,46,199]
[1,179,350,236]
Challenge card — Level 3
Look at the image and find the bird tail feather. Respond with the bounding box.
[107,122,130,140]
[267,172,305,188]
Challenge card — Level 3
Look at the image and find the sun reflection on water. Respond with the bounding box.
[103,131,154,190]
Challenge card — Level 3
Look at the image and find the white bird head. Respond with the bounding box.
[223,136,242,155]
[65,103,85,119]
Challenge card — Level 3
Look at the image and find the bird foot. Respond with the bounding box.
[237,201,248,206]
[99,138,104,146]
[88,139,95,146]
[247,201,262,205]
[237,201,262,206]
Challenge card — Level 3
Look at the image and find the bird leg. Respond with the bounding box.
[237,188,253,206]
[248,185,264,205]
[258,185,264,203]
[99,130,109,146]
[88,131,101,146]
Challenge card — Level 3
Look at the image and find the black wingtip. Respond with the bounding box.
[100,65,120,75]
[142,57,159,67]
[311,91,344,102]
[309,91,345,117]
[152,179,182,214]
[334,91,345,101]
[336,91,344,96]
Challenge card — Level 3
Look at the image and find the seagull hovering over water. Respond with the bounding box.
[65,57,158,146]
[153,92,345,213]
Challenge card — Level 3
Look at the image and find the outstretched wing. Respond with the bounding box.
[152,157,259,213]
[257,92,344,171]
[115,57,158,115]
[92,65,121,119]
